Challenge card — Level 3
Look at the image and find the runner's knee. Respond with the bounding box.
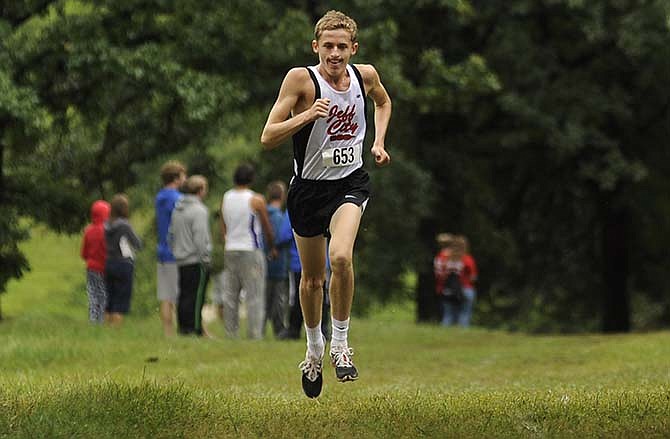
[329,252,352,273]
[301,274,326,291]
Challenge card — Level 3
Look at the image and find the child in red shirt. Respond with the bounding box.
[433,233,453,296]
[459,245,478,326]
[81,200,111,323]
[434,234,478,327]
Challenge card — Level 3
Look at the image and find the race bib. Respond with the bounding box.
[322,144,361,168]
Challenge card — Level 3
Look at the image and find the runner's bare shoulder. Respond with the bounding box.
[352,64,380,94]
[283,67,313,95]
[283,67,316,108]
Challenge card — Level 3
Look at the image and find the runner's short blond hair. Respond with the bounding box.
[314,10,358,43]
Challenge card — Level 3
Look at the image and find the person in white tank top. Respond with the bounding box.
[261,10,392,398]
[222,189,263,251]
[219,163,276,339]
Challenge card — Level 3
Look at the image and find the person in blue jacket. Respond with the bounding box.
[155,160,186,336]
[264,181,292,337]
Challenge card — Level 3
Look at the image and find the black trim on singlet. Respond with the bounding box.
[291,67,321,180]
[350,64,368,125]
[307,67,321,101]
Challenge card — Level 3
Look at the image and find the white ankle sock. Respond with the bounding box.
[305,323,324,358]
[331,317,349,350]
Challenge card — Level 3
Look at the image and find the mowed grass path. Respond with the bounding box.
[1,229,669,438]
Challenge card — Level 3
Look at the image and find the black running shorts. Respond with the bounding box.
[287,168,371,238]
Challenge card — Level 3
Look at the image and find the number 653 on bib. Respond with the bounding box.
[322,144,362,168]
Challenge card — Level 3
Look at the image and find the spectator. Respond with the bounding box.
[155,160,187,337]
[105,194,142,326]
[264,180,291,337]
[434,232,455,325]
[219,164,275,339]
[169,175,211,336]
[433,233,453,294]
[434,233,477,327]
[80,200,111,324]
[459,235,478,327]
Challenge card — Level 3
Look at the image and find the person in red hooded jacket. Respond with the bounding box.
[81,200,111,323]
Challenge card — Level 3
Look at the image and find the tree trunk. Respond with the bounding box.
[0,120,5,203]
[416,218,441,323]
[417,272,440,322]
[306,0,320,22]
[0,125,6,323]
[601,202,631,332]
[1,124,6,322]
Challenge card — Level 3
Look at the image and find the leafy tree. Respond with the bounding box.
[377,0,669,331]
[319,0,669,331]
[472,0,669,331]
[3,0,669,332]
[1,1,55,318]
[0,0,279,307]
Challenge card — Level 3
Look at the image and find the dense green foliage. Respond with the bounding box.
[1,1,669,331]
[1,229,669,437]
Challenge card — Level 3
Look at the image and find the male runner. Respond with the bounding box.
[261,10,391,398]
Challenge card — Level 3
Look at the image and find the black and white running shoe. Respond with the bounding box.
[299,352,323,398]
[330,346,358,382]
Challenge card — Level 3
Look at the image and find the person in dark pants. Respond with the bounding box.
[104,194,143,327]
[169,175,211,336]
[264,180,291,337]
[177,263,209,335]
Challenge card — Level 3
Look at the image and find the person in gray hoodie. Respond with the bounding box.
[105,194,143,326]
[169,175,211,336]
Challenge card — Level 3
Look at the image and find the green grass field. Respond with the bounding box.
[1,228,669,438]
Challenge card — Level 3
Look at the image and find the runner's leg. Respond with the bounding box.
[327,203,363,382]
[328,203,362,324]
[294,235,327,329]
[295,234,328,397]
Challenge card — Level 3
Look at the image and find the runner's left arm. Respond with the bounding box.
[358,64,392,166]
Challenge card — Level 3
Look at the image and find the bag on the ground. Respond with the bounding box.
[442,271,464,303]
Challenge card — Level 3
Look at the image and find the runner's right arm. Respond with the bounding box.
[261,68,330,150]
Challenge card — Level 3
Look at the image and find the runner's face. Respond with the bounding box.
[312,29,358,77]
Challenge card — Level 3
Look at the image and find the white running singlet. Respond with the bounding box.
[221,189,263,251]
[292,64,367,181]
